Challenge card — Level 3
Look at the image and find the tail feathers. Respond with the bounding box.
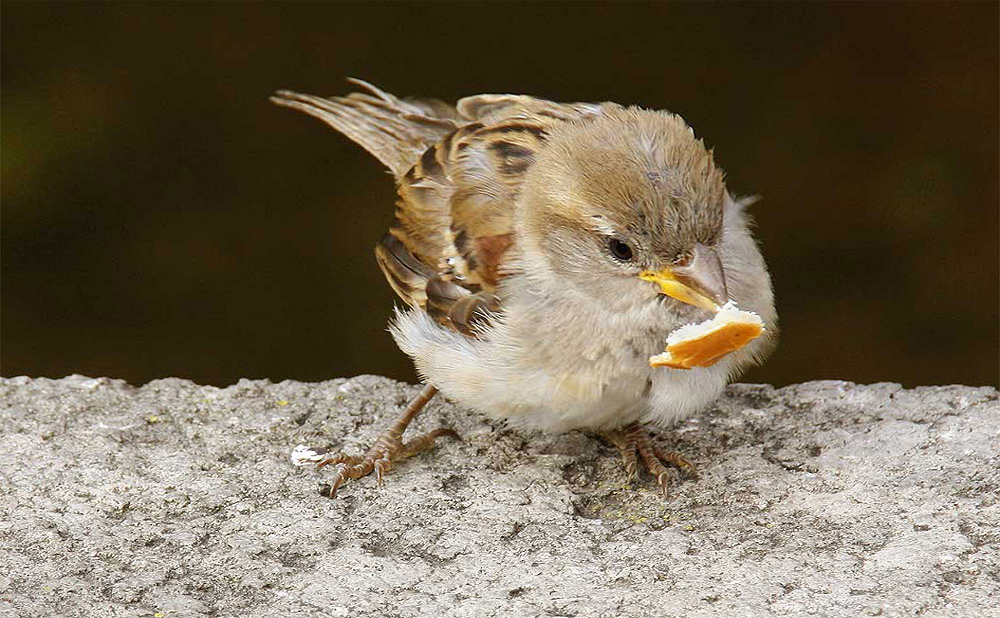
[271,79,458,176]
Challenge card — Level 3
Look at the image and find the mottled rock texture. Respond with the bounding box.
[0,376,997,618]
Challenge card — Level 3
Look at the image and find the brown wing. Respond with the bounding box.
[272,81,611,335]
[271,79,458,177]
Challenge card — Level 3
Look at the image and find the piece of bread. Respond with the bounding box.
[649,302,765,369]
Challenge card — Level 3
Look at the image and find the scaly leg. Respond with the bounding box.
[601,422,698,495]
[310,384,459,497]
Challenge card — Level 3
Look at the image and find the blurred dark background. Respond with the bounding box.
[2,2,997,388]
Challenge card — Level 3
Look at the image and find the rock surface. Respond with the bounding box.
[0,375,997,618]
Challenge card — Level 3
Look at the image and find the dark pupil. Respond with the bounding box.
[609,238,633,261]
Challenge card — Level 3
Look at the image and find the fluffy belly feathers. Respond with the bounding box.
[391,308,730,432]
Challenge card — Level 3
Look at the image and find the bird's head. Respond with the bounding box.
[517,107,729,315]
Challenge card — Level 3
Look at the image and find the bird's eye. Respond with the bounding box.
[608,238,634,262]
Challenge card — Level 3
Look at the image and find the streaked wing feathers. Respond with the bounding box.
[271,78,458,176]
[274,81,612,336]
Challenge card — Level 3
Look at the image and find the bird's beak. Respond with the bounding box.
[639,243,728,312]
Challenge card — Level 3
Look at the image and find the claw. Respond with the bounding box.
[328,464,350,497]
[374,457,392,485]
[656,472,671,496]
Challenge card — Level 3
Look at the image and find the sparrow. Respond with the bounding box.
[272,80,777,497]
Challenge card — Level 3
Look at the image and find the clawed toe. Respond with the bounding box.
[315,452,362,468]
[373,456,392,485]
[654,445,698,480]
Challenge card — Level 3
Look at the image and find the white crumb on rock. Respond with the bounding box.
[290,444,325,467]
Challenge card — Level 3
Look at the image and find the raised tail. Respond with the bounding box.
[271,79,459,177]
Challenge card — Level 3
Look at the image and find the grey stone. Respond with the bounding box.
[0,375,997,618]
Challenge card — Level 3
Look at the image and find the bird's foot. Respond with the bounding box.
[601,422,698,495]
[291,384,459,498]
[312,425,459,497]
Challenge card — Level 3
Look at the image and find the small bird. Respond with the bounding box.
[273,80,777,497]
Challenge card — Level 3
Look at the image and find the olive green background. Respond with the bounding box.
[3,2,997,388]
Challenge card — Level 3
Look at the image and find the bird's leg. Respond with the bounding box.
[600,422,698,495]
[311,384,459,497]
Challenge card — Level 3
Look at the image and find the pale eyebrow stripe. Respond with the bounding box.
[587,214,619,236]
